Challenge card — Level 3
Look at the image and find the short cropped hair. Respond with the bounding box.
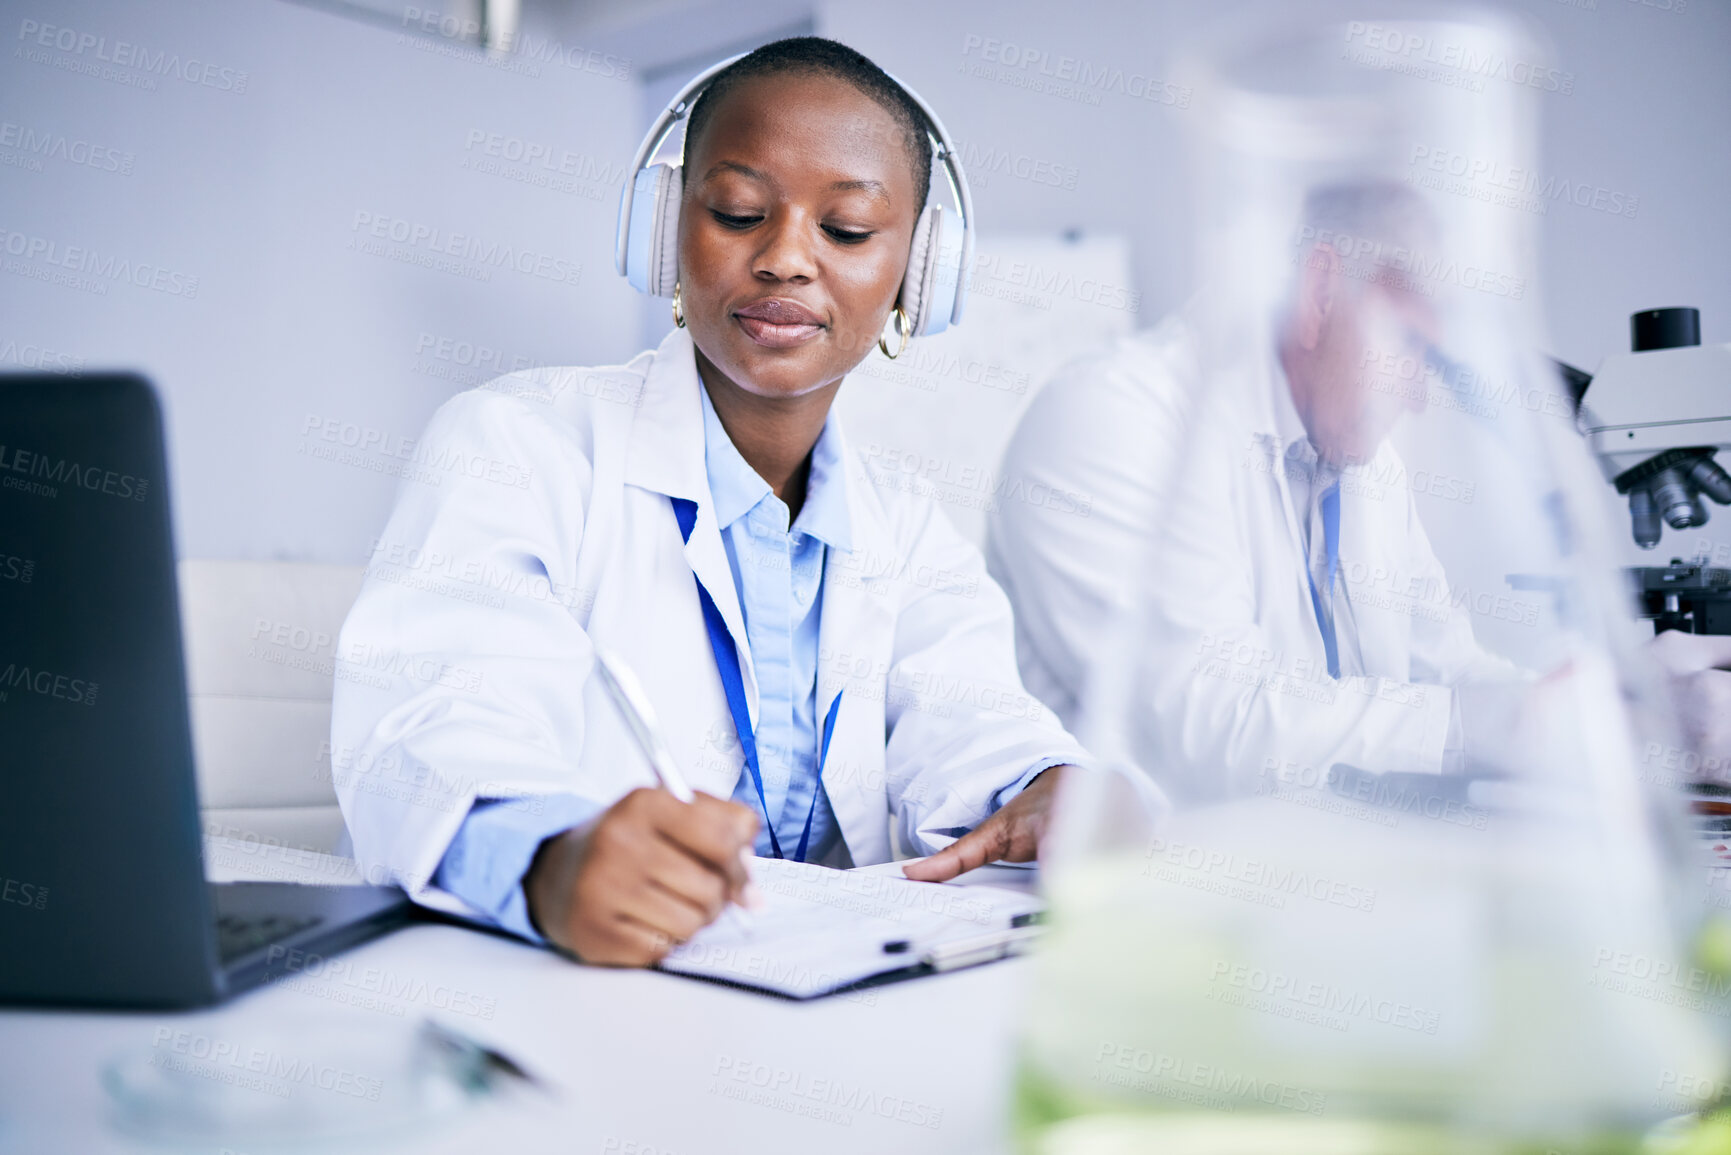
[1297,181,1438,296]
[682,37,934,208]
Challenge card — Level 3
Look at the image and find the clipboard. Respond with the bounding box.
[655,858,1045,999]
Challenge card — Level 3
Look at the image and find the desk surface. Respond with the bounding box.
[0,842,1038,1154]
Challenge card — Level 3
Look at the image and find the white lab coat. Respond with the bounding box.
[990,316,1517,804]
[987,312,1202,731]
[330,328,1095,918]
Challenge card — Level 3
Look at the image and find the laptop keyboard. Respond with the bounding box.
[215,912,325,963]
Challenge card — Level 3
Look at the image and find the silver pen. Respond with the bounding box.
[922,925,1044,972]
[591,648,758,929]
[592,648,697,803]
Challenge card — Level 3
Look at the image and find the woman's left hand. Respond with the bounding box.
[900,766,1069,883]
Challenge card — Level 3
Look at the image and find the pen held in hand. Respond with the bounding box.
[592,648,757,932]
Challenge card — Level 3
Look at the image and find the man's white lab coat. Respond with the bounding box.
[990,317,1516,803]
[330,329,1094,918]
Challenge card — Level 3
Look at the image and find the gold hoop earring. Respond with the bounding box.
[671,282,686,329]
[878,305,911,360]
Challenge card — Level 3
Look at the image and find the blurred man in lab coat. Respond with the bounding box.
[989,182,1527,802]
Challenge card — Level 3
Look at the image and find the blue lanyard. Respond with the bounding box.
[671,496,842,863]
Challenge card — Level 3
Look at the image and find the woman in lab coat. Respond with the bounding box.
[330,38,1092,966]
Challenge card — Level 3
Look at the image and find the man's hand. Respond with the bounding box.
[1650,630,1731,762]
[525,788,758,966]
[901,766,1068,883]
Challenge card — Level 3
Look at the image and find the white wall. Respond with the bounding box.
[822,0,1731,368]
[822,0,1731,568]
[2,0,641,562]
[4,0,1726,564]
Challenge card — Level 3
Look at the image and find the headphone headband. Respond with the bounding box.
[612,53,746,280]
[613,51,973,331]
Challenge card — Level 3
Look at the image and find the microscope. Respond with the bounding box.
[1581,308,1731,635]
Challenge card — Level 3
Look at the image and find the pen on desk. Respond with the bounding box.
[591,648,758,929]
[419,1019,557,1099]
[922,926,1044,972]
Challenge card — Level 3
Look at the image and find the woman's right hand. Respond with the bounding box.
[525,788,759,966]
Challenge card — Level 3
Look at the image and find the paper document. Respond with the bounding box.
[657,857,1043,998]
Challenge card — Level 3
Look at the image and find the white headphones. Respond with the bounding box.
[613,52,975,338]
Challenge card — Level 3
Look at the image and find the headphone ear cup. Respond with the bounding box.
[647,163,682,298]
[899,204,941,338]
[624,162,683,296]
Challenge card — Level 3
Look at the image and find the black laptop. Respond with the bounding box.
[0,372,409,1008]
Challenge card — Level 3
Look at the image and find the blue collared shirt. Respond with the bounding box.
[699,384,852,864]
[432,382,1051,942]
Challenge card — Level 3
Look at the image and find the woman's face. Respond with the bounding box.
[678,71,922,401]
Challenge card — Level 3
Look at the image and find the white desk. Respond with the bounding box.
[0,841,1038,1154]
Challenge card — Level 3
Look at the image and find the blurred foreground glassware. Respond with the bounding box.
[1015,7,1731,1152]
[103,1016,519,1147]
